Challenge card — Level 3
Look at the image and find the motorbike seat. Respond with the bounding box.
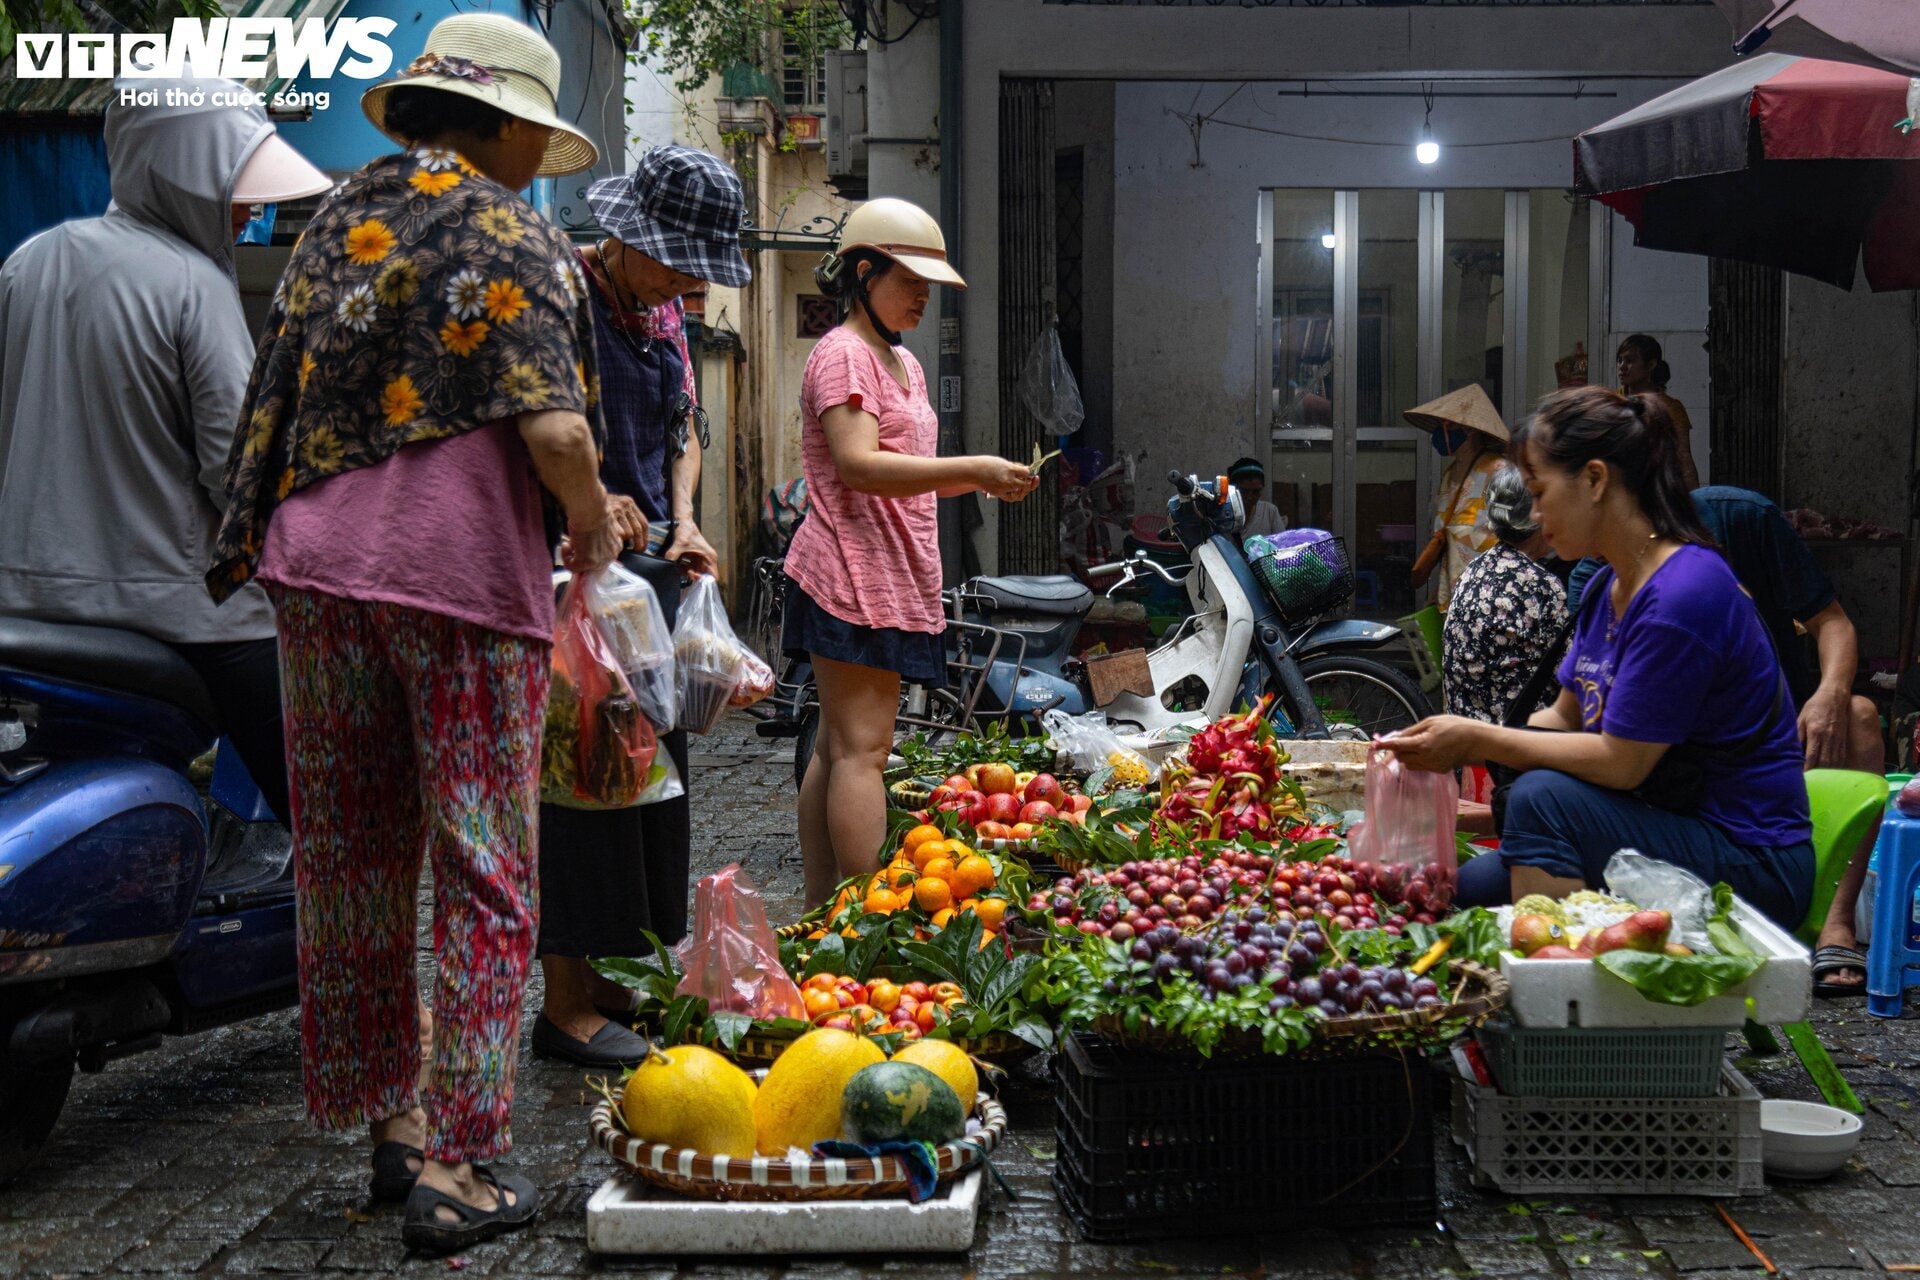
[965,574,1095,618]
[0,616,219,730]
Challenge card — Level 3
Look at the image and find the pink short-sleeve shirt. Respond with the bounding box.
[783,327,944,634]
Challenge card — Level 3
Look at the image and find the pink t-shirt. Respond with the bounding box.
[257,421,555,644]
[784,327,943,634]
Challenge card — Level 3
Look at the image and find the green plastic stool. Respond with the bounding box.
[1800,769,1887,945]
[1398,606,1444,696]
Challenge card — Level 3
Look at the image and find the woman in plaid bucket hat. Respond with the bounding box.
[529,147,750,1071]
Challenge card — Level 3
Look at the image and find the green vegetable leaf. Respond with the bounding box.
[801,931,849,980]
[708,1011,752,1051]
[1594,949,1763,1006]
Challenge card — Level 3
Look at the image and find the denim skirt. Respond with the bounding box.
[781,575,946,685]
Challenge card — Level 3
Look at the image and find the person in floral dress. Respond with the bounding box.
[1441,463,1570,725]
[207,14,645,1253]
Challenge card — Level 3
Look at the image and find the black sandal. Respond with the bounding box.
[401,1166,538,1254]
[370,1141,424,1203]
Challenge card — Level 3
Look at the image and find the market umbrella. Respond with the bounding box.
[1574,55,1920,291]
[1712,0,1920,79]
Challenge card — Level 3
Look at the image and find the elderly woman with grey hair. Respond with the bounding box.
[1440,463,1570,727]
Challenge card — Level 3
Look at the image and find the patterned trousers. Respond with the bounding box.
[274,588,549,1163]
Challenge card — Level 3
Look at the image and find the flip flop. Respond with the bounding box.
[1812,944,1869,999]
[401,1166,538,1254]
[370,1141,425,1203]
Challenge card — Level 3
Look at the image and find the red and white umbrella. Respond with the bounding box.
[1714,0,1920,80]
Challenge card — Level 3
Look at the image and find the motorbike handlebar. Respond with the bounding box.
[1087,555,1184,584]
[1169,469,1196,496]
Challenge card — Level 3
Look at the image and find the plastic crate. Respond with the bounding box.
[1244,532,1355,625]
[1476,1020,1727,1099]
[1452,1063,1764,1198]
[1051,1033,1435,1241]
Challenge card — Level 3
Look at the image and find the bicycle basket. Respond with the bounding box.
[1244,531,1354,624]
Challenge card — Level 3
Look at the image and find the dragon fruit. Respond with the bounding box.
[1152,698,1304,843]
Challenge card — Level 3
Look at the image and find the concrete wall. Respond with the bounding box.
[1782,278,1920,663]
[1606,209,1711,483]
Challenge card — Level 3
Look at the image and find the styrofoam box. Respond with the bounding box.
[1498,896,1810,1029]
[585,1169,982,1256]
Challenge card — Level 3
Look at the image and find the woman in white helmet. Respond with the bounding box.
[783,198,1039,904]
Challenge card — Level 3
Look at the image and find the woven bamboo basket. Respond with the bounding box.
[888,778,935,807]
[1089,960,1507,1061]
[723,1024,1040,1069]
[590,1082,1007,1202]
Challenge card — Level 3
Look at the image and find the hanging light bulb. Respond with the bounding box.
[1416,122,1440,166]
[1415,87,1440,166]
[1320,232,1338,250]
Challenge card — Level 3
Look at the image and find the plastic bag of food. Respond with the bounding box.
[1040,708,1156,785]
[1347,747,1458,915]
[590,562,677,730]
[672,575,768,732]
[541,575,659,809]
[674,864,806,1020]
[1603,850,1714,952]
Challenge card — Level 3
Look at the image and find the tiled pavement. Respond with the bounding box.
[4,714,1919,1278]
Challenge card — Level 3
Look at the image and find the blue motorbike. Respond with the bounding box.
[0,618,295,1184]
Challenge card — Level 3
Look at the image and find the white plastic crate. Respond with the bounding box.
[1497,896,1811,1028]
[1452,1064,1765,1198]
[585,1170,983,1255]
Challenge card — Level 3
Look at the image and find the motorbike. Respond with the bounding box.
[766,468,1432,784]
[0,617,296,1184]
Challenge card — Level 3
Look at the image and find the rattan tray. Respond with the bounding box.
[590,1083,1007,1202]
[725,1025,1040,1069]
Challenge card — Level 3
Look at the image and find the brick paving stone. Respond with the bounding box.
[1451,1239,1555,1275]
[113,1235,229,1274]
[1658,1241,1769,1272]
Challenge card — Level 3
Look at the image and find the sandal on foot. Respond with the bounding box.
[1813,944,1869,999]
[401,1166,538,1254]
[370,1141,425,1203]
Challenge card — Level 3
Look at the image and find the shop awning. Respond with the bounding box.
[1574,54,1920,290]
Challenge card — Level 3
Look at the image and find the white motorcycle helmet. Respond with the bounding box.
[818,198,968,291]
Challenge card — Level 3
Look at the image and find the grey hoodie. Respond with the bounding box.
[0,78,278,642]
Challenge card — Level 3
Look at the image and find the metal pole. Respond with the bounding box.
[937,0,967,582]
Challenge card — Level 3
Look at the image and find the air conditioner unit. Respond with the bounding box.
[825,50,867,181]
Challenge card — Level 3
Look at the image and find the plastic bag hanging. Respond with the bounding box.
[674,864,806,1021]
[1019,319,1085,437]
[1347,747,1458,917]
[541,574,660,809]
[589,562,677,730]
[672,575,772,733]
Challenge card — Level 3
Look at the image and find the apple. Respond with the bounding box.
[1069,794,1092,813]
[984,792,1023,824]
[929,784,959,808]
[1023,773,1068,808]
[1018,800,1059,825]
[944,774,972,793]
[975,820,1013,842]
[957,790,989,826]
[976,762,1019,796]
[1009,822,1037,841]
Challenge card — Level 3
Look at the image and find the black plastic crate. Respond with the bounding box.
[1051,1032,1436,1241]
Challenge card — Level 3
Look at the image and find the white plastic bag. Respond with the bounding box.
[1040,708,1155,781]
[589,563,677,731]
[1603,850,1714,952]
[672,576,769,734]
[1020,320,1085,436]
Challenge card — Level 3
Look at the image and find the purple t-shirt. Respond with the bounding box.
[1556,544,1810,849]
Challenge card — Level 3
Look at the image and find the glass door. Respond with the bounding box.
[1263,189,1336,534]
[1353,191,1424,619]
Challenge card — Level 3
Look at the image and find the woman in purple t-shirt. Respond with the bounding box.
[1384,386,1813,928]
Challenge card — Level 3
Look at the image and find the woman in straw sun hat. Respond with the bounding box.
[209,12,643,1254]
[1405,382,1510,612]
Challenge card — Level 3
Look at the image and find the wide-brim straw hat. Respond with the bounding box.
[1402,383,1510,442]
[361,14,598,178]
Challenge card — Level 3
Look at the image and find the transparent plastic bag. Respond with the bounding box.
[674,864,806,1020]
[1040,708,1156,782]
[541,575,659,810]
[590,563,677,730]
[1348,747,1458,915]
[1603,850,1714,952]
[1019,320,1085,436]
[672,575,769,732]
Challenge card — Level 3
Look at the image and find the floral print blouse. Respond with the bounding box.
[208,147,599,601]
[1440,542,1570,725]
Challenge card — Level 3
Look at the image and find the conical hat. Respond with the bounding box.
[1402,383,1509,442]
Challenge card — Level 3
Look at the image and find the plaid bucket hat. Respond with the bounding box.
[586,146,751,288]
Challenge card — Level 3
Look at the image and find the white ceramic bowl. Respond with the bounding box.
[1760,1099,1863,1179]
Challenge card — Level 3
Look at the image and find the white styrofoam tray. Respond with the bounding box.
[585,1169,982,1256]
[1497,896,1810,1029]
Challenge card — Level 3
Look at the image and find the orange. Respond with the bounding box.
[882,861,915,889]
[863,888,904,914]
[979,929,999,951]
[913,876,954,913]
[930,907,957,929]
[952,855,995,898]
[972,897,1008,929]
[910,838,951,870]
[903,824,945,853]
[921,856,957,884]
[802,989,838,1019]
[807,928,827,941]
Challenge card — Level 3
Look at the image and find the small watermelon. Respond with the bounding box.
[840,1062,966,1145]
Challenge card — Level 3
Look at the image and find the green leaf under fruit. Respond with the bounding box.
[1594,949,1763,1006]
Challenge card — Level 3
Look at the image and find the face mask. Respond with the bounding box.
[1430,426,1467,456]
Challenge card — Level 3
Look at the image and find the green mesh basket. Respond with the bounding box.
[1244,533,1354,625]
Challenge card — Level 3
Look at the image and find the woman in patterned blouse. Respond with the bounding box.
[1441,463,1570,725]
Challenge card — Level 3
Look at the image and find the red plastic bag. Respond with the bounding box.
[544,575,657,809]
[1348,747,1458,917]
[674,864,806,1020]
